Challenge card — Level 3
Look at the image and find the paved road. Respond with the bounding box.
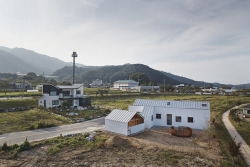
[0,117,105,145]
[222,106,250,166]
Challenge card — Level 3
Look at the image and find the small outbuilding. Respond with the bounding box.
[105,109,145,136]
[242,104,250,118]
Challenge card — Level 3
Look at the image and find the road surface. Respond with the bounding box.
[0,117,105,145]
[222,106,250,166]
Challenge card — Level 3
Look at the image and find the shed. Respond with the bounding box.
[105,109,145,136]
[242,104,250,118]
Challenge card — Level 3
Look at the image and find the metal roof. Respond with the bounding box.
[114,80,138,83]
[242,104,250,109]
[141,106,154,117]
[57,84,83,89]
[133,99,210,110]
[105,109,141,123]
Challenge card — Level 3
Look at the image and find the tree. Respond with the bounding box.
[0,80,10,98]
[129,73,150,85]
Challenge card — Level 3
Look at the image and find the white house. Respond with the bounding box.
[105,99,211,136]
[242,104,250,118]
[38,84,90,108]
[129,99,210,130]
[113,80,139,91]
[105,109,145,136]
[90,79,103,88]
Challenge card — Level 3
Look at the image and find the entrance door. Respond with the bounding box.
[44,100,46,107]
[167,114,172,125]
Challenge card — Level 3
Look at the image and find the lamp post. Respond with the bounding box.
[72,52,77,84]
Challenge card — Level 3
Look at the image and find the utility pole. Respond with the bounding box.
[72,52,77,84]
[164,78,166,94]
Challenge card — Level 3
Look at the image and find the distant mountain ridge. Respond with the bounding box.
[53,64,181,85]
[1,46,249,88]
[0,46,85,75]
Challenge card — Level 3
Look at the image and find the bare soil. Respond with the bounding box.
[0,128,224,167]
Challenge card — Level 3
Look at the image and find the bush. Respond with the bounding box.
[18,138,30,152]
[1,142,11,151]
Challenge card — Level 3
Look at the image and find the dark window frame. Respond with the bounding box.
[187,117,194,123]
[175,116,182,122]
[156,114,161,119]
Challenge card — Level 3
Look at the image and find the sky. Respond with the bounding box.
[0,0,250,85]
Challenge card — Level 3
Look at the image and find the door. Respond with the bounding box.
[167,114,172,125]
[44,100,46,107]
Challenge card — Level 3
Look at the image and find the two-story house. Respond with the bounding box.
[38,84,91,108]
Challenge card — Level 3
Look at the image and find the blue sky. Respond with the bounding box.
[0,0,250,84]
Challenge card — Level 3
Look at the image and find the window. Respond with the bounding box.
[176,116,181,122]
[247,110,250,114]
[202,104,207,107]
[188,117,194,123]
[77,91,81,95]
[50,91,57,96]
[156,114,161,119]
[167,102,170,105]
[52,100,59,105]
[151,115,154,121]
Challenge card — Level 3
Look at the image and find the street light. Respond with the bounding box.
[72,52,77,84]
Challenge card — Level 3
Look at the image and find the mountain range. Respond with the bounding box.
[0,46,249,88]
[0,46,84,75]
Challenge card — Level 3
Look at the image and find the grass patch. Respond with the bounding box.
[229,109,250,146]
[0,91,42,98]
[0,109,73,134]
[0,98,38,110]
[158,150,185,166]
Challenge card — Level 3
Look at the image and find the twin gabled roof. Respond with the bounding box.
[133,99,210,110]
[105,109,143,123]
[114,80,138,84]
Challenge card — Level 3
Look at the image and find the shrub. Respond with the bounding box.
[1,142,11,151]
[18,138,30,152]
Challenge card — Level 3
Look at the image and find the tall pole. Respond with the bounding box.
[164,78,165,94]
[72,52,77,84]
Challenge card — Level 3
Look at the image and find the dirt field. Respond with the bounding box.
[0,128,224,167]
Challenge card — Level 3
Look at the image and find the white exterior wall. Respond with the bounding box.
[39,94,60,108]
[243,109,250,115]
[153,107,210,130]
[144,115,154,129]
[128,123,145,135]
[105,119,128,136]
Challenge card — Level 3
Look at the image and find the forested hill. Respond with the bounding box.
[53,64,180,85]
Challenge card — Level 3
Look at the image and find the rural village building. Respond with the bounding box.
[113,80,139,91]
[38,84,90,108]
[242,104,250,118]
[105,99,210,136]
[105,109,145,136]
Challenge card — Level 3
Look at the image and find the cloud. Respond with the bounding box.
[0,0,250,84]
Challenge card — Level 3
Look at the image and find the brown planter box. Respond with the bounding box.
[170,126,192,137]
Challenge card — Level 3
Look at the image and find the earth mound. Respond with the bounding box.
[104,136,131,148]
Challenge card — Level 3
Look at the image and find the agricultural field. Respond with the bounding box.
[0,109,73,134]
[229,107,250,146]
[0,91,42,98]
[0,98,38,110]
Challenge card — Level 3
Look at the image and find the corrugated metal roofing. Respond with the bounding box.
[114,80,138,83]
[141,106,154,117]
[133,99,210,110]
[242,104,250,109]
[57,84,83,89]
[105,109,138,123]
